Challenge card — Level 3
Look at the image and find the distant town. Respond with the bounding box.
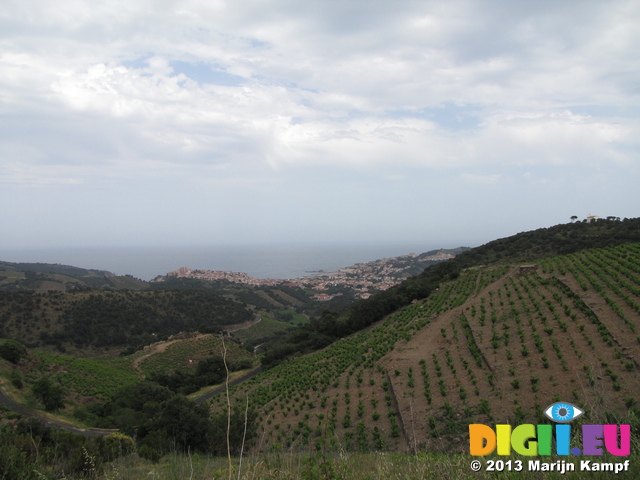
[153,248,465,299]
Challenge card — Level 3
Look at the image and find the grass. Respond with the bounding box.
[279,308,309,325]
[232,316,293,345]
[35,352,139,399]
[100,451,640,479]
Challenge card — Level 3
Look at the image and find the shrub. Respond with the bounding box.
[32,377,65,412]
[99,432,136,462]
[0,340,27,364]
[10,369,23,389]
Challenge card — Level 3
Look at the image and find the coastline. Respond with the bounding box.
[0,243,438,281]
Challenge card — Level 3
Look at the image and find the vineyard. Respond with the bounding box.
[23,353,139,401]
[134,333,253,378]
[214,242,640,453]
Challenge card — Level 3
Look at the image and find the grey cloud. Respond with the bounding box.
[1,0,639,248]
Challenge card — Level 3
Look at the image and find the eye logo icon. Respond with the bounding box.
[544,402,584,423]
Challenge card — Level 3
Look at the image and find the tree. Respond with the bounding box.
[32,377,65,412]
[195,355,226,385]
[91,381,215,455]
[570,215,578,223]
[0,339,27,364]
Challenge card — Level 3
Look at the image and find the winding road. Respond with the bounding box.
[0,366,263,437]
[193,366,262,404]
[0,386,117,437]
[0,321,267,437]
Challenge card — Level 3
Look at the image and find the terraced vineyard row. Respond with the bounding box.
[212,243,640,453]
[209,266,496,452]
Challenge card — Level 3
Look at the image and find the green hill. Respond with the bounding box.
[0,248,468,357]
[0,261,149,292]
[0,218,639,479]
[0,289,254,355]
[209,219,640,454]
[261,217,640,366]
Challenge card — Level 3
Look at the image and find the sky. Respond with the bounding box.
[1,0,639,252]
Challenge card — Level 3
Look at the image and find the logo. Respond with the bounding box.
[543,402,584,423]
[469,402,630,457]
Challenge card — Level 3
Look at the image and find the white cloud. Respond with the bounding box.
[461,172,503,185]
[1,0,639,248]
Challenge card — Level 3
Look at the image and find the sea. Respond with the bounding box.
[0,242,442,281]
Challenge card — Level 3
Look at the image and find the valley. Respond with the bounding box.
[0,218,639,478]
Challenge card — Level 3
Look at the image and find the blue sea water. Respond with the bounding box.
[0,242,440,281]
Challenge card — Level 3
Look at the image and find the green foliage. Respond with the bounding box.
[0,418,137,478]
[137,334,252,378]
[99,432,136,462]
[261,215,639,368]
[237,234,640,453]
[84,380,255,457]
[4,218,640,460]
[210,402,259,456]
[150,354,227,395]
[0,339,26,364]
[0,260,122,292]
[9,369,23,389]
[0,289,253,352]
[32,376,65,412]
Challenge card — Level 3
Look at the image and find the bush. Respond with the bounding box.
[89,381,216,455]
[0,339,27,364]
[138,444,162,463]
[99,432,135,462]
[32,377,65,412]
[10,369,23,389]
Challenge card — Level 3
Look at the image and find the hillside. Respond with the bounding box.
[260,217,640,366]
[0,261,148,292]
[0,218,639,466]
[0,289,254,355]
[212,234,640,454]
[0,248,466,356]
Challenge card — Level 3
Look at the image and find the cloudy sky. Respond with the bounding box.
[1,0,639,252]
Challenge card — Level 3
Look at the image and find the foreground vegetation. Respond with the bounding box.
[105,451,639,480]
[1,433,636,480]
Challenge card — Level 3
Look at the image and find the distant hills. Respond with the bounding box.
[0,246,466,356]
[0,260,148,292]
[0,248,467,294]
[0,261,112,278]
